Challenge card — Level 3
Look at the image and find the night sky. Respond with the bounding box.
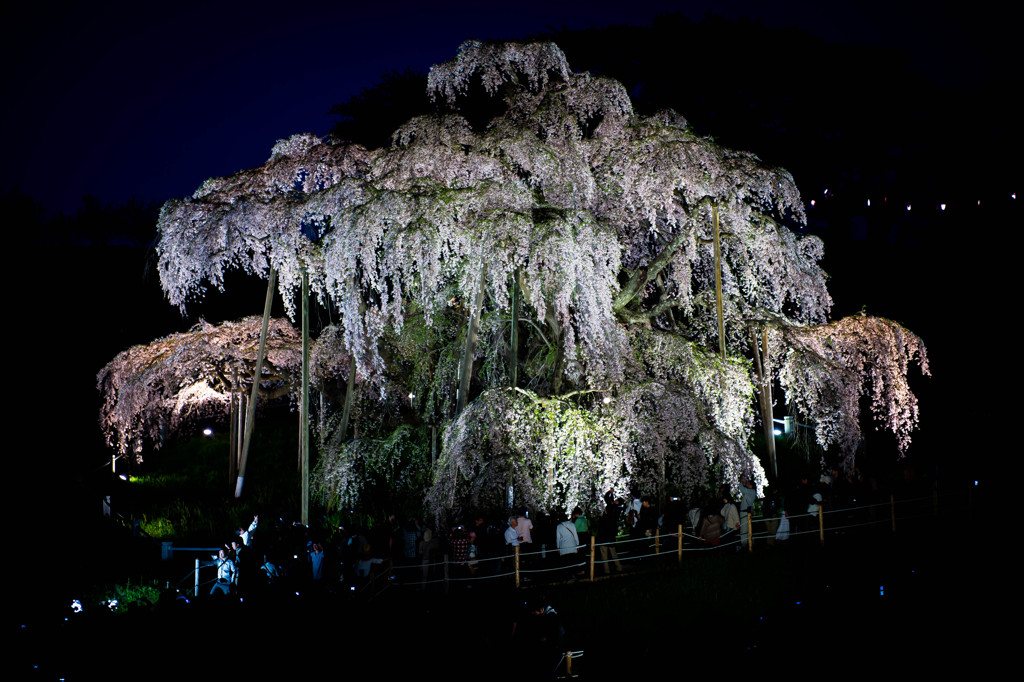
[4,1,1014,215]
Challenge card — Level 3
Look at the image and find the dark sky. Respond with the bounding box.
[3,1,1014,215]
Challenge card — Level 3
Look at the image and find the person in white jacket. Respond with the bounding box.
[555,513,580,573]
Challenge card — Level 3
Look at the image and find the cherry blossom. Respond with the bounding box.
[131,41,927,518]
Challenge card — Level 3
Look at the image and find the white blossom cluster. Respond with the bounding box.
[778,316,929,470]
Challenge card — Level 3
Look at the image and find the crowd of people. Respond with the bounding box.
[202,467,887,597]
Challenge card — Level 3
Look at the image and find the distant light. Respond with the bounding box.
[773,428,782,436]
[978,200,981,206]
[906,204,911,211]
[810,199,816,207]
[71,599,82,613]
[879,585,885,596]
[974,480,979,486]
[1012,193,1016,200]
[203,428,213,436]
[940,203,946,211]
[823,188,828,195]
[866,198,871,207]
[119,474,128,481]
[107,599,119,611]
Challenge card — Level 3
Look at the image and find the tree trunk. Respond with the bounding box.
[750,325,777,479]
[456,265,487,416]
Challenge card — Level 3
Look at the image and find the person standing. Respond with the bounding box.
[596,491,623,574]
[210,548,236,596]
[555,512,580,573]
[572,507,590,548]
[738,476,757,549]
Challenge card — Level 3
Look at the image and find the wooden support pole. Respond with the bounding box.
[514,545,520,589]
[510,268,520,388]
[235,269,276,498]
[300,268,310,526]
[747,512,754,552]
[713,203,725,362]
[589,536,596,582]
[654,527,660,554]
[677,524,683,563]
[228,365,238,488]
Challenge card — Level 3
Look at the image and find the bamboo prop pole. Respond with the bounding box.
[713,203,725,362]
[510,268,520,388]
[300,268,310,526]
[677,524,683,563]
[747,513,754,552]
[589,536,596,582]
[654,527,660,554]
[235,268,276,498]
[229,365,238,487]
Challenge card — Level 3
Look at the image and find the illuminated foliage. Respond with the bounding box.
[98,317,302,457]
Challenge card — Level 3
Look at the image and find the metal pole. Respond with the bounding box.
[194,557,200,597]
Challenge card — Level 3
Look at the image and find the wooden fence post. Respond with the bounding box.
[514,545,520,589]
[818,505,825,546]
